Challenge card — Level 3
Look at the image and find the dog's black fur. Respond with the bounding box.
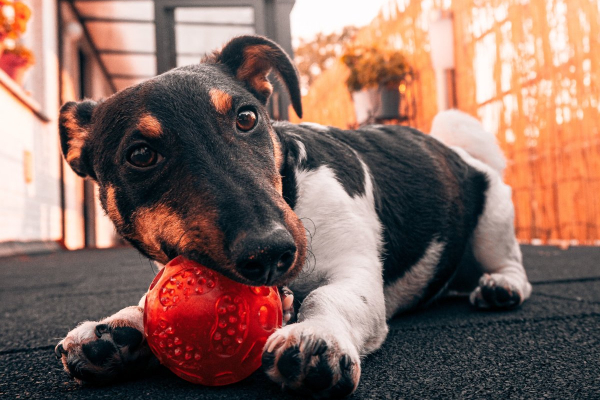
[276,123,488,303]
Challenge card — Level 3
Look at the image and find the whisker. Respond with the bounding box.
[300,217,317,242]
[297,217,317,277]
[148,259,157,275]
[138,253,157,276]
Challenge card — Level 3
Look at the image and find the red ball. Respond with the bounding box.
[144,256,282,386]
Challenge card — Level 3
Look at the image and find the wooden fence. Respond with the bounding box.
[290,0,600,245]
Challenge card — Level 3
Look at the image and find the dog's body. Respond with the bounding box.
[55,36,531,397]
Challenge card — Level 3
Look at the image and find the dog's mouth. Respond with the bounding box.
[165,232,305,287]
[174,245,305,288]
[152,201,308,288]
[160,243,179,262]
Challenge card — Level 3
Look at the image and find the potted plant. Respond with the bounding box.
[0,1,31,60]
[0,43,34,84]
[341,45,411,124]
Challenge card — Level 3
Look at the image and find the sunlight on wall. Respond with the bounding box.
[293,0,600,244]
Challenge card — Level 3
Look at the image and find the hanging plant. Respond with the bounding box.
[0,0,31,40]
[0,1,32,81]
[341,45,411,92]
[0,43,35,84]
[341,45,412,124]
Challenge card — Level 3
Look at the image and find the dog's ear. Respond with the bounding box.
[215,35,303,118]
[59,100,98,180]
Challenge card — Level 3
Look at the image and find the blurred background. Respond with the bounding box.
[0,0,598,258]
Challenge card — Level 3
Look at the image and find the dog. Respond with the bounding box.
[54,35,532,397]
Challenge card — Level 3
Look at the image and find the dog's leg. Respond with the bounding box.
[55,285,297,385]
[262,162,387,397]
[55,295,156,384]
[263,267,387,398]
[464,153,532,309]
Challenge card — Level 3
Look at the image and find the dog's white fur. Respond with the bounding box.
[384,238,446,318]
[430,109,506,175]
[58,110,531,392]
[431,110,531,307]
[280,160,388,354]
[59,306,144,352]
[452,147,532,306]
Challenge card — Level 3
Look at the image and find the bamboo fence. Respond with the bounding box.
[291,0,600,245]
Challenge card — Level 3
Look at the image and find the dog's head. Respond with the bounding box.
[59,35,306,286]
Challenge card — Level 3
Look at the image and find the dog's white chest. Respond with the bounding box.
[288,163,384,294]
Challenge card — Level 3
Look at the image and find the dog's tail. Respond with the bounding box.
[430,110,506,175]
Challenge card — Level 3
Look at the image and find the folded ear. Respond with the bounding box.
[59,100,97,179]
[215,35,303,118]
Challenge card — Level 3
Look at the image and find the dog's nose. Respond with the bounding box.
[234,228,296,285]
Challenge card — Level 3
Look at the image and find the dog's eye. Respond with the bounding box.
[236,109,257,132]
[127,144,160,168]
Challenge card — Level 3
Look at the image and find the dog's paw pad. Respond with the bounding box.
[109,326,144,349]
[470,274,522,310]
[263,324,360,397]
[81,339,117,366]
[56,321,153,384]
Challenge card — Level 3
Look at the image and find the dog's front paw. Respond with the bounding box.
[55,306,155,384]
[470,273,530,310]
[262,323,360,398]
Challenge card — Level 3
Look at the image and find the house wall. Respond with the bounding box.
[0,0,61,245]
[0,0,119,252]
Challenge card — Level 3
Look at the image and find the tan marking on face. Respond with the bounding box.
[61,108,88,165]
[237,45,275,98]
[209,88,233,114]
[133,202,229,266]
[137,114,163,138]
[133,204,187,263]
[104,185,125,229]
[269,128,283,194]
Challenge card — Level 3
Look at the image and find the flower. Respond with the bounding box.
[0,1,31,39]
[3,43,35,65]
[12,1,31,34]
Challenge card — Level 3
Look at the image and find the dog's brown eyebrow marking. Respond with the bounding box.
[269,128,283,194]
[137,114,163,138]
[209,88,233,115]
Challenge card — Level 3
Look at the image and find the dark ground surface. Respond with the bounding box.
[1,245,599,399]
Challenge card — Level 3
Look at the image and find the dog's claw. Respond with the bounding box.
[267,334,285,353]
[95,324,110,338]
[55,343,66,359]
[312,338,327,356]
[340,354,351,369]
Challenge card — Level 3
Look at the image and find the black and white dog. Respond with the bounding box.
[55,35,531,397]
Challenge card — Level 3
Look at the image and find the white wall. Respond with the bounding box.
[0,0,61,244]
[0,87,62,243]
[0,0,119,250]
